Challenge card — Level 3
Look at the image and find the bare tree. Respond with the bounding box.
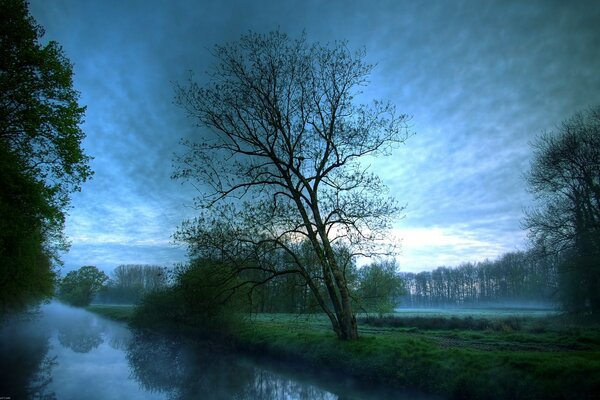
[174,31,410,340]
[524,105,600,313]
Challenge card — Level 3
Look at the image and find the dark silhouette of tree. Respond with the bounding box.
[58,266,108,307]
[524,106,600,314]
[0,0,92,311]
[174,30,410,340]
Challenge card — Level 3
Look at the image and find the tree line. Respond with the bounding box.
[399,250,559,308]
[1,0,91,312]
[57,264,168,307]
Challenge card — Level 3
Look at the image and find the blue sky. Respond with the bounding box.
[29,0,600,274]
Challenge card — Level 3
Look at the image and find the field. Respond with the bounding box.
[89,306,600,399]
[87,304,136,322]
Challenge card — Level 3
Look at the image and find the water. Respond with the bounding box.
[0,302,436,400]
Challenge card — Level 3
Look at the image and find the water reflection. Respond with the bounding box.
[127,332,342,400]
[57,314,103,353]
[0,302,437,400]
[0,307,57,399]
[126,332,431,400]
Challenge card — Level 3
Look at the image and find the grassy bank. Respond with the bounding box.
[88,306,600,399]
[87,304,136,322]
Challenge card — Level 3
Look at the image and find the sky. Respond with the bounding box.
[28,0,600,274]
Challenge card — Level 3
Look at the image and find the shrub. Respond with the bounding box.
[132,259,248,336]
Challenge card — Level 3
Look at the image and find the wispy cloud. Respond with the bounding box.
[29,0,600,273]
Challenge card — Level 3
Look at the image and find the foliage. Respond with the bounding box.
[0,142,56,311]
[355,259,405,315]
[97,264,167,304]
[58,266,108,307]
[132,259,247,336]
[174,30,410,339]
[0,0,92,311]
[524,106,600,314]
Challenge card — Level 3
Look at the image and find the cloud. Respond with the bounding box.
[392,224,526,273]
[29,0,600,273]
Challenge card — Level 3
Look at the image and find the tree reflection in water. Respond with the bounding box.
[127,331,337,400]
[57,314,104,353]
[0,309,57,399]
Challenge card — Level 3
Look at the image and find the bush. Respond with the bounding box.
[132,259,248,336]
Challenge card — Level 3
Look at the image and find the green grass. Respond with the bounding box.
[86,304,136,322]
[236,315,600,399]
[87,305,600,399]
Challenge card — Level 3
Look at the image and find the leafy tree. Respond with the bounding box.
[0,0,92,311]
[132,259,247,335]
[174,30,409,340]
[356,259,405,315]
[0,142,56,310]
[99,264,167,304]
[524,106,600,314]
[58,266,108,307]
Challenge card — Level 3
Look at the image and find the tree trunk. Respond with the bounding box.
[335,306,358,340]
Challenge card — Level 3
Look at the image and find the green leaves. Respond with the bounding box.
[0,0,92,311]
[58,266,109,307]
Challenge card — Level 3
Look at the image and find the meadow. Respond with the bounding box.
[89,305,600,399]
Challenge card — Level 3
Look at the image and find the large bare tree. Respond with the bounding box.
[174,31,410,340]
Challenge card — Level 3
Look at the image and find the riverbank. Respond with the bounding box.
[88,306,600,399]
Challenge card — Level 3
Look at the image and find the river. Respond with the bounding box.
[0,302,437,399]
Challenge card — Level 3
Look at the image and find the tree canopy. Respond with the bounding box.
[356,259,405,315]
[524,105,600,314]
[58,266,108,307]
[0,0,92,311]
[174,30,410,339]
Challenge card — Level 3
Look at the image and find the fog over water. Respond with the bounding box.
[0,303,437,399]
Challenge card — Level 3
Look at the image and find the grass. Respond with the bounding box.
[86,304,136,322]
[87,305,600,399]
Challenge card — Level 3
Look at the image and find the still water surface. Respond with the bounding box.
[0,302,436,399]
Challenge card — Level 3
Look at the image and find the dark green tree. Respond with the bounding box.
[524,106,600,314]
[58,266,108,307]
[0,0,92,311]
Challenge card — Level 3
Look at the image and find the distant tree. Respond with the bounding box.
[100,264,167,304]
[524,106,600,314]
[174,30,410,340]
[399,251,558,308]
[58,266,108,307]
[355,259,405,315]
[0,0,92,311]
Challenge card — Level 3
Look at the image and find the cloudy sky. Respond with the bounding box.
[29,0,600,274]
